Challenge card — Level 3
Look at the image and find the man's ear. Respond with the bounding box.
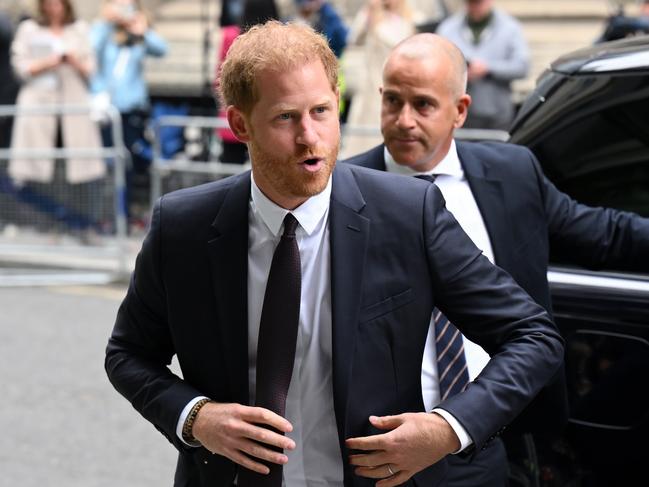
[227,106,250,142]
[454,93,472,129]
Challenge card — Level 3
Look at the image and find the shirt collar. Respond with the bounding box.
[384,140,463,178]
[250,173,332,237]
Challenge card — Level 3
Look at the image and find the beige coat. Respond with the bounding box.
[9,19,105,184]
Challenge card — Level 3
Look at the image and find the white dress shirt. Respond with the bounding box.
[177,175,343,486]
[385,140,493,448]
[247,175,343,486]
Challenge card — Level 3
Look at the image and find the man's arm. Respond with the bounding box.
[348,183,564,483]
[423,183,563,446]
[106,199,297,469]
[527,149,649,271]
[105,201,204,450]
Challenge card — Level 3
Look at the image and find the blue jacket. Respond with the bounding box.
[316,3,348,58]
[90,20,167,113]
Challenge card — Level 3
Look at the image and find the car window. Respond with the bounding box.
[566,330,649,429]
[519,72,649,217]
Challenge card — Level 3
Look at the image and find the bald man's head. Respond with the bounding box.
[379,33,472,171]
[384,33,468,101]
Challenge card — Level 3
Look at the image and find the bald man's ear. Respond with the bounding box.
[227,106,250,143]
[454,94,472,128]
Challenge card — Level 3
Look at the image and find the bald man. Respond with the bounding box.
[344,33,649,486]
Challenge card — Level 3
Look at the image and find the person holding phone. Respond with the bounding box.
[90,0,167,222]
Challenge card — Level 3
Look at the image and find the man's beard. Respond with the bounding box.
[248,138,339,202]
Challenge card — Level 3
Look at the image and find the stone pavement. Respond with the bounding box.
[0,284,178,486]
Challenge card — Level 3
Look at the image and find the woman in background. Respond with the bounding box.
[9,0,105,238]
[91,0,167,222]
[341,0,417,158]
[10,0,103,188]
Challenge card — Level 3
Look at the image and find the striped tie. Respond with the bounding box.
[434,308,470,400]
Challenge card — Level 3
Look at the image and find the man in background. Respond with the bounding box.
[437,0,528,129]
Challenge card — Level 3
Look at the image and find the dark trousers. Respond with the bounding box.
[446,438,508,487]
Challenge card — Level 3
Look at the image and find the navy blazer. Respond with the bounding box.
[344,141,649,438]
[106,163,564,487]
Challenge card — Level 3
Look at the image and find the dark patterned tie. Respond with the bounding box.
[415,174,470,400]
[238,213,301,487]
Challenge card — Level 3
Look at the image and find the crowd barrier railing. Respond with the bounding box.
[150,115,251,206]
[0,103,131,279]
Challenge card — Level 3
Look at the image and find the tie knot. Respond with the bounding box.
[415,174,437,183]
[282,213,299,237]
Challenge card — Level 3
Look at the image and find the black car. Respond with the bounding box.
[507,35,649,487]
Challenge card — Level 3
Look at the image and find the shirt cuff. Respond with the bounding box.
[431,408,473,453]
[176,396,209,447]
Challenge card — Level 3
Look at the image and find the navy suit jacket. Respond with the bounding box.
[344,141,649,438]
[106,162,564,486]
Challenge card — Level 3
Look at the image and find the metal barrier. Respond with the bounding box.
[150,115,510,204]
[0,103,131,280]
[150,115,250,205]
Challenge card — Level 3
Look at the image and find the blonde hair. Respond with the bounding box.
[218,20,338,114]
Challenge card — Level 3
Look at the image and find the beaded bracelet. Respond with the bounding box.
[182,398,211,443]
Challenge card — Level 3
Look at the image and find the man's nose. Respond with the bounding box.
[296,117,319,147]
[396,104,416,129]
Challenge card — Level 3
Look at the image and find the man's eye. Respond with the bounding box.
[278,113,292,120]
[314,106,327,114]
[416,100,432,109]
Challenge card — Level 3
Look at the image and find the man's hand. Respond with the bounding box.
[346,412,460,487]
[192,402,296,475]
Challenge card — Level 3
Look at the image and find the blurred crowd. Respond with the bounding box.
[1,0,166,238]
[1,0,649,241]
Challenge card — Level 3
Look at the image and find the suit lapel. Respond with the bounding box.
[329,165,370,443]
[207,172,251,406]
[457,142,515,270]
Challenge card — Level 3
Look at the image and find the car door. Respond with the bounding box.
[510,58,649,486]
